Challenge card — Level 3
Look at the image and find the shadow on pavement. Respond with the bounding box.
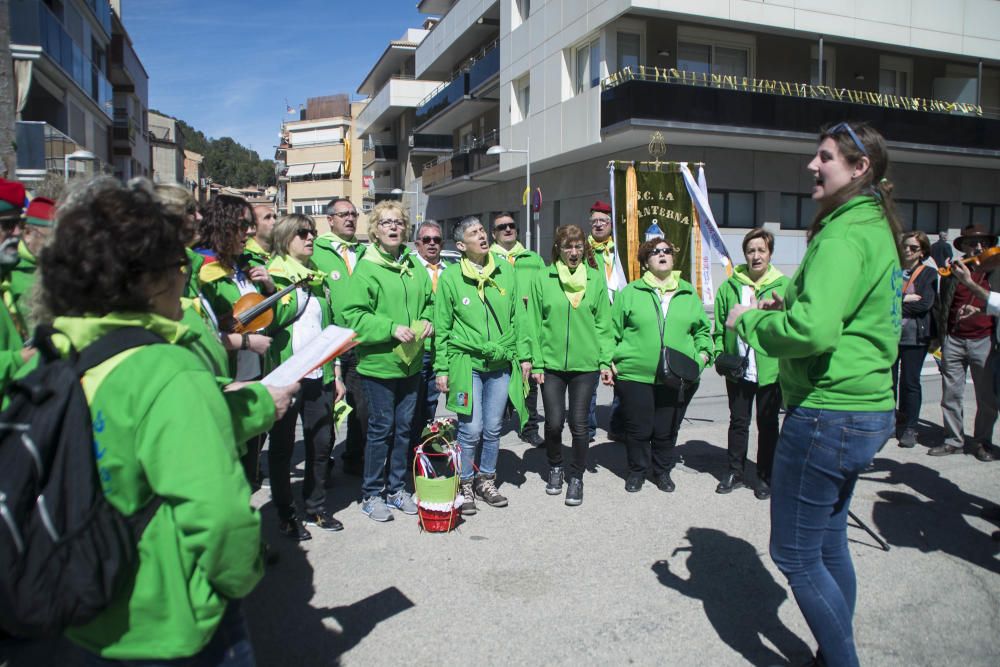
[652,527,813,666]
[865,459,1000,574]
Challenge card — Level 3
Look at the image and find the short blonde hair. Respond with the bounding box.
[367,200,410,241]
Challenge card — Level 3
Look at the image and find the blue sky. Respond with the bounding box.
[124,0,427,160]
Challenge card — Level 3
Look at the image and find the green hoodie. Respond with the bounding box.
[0,298,25,390]
[340,245,432,379]
[312,234,366,327]
[491,244,546,310]
[712,264,788,386]
[525,264,613,372]
[736,196,901,411]
[11,313,263,660]
[8,240,36,333]
[611,278,713,384]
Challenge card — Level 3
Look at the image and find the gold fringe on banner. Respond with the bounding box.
[608,160,705,172]
[625,164,640,281]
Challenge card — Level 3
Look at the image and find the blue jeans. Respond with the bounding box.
[361,373,420,498]
[769,406,893,667]
[457,368,510,481]
[82,602,254,666]
[411,351,441,446]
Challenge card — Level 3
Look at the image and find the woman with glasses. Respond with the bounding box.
[264,214,347,540]
[525,224,612,506]
[727,122,902,667]
[893,231,936,448]
[342,200,433,523]
[611,238,712,494]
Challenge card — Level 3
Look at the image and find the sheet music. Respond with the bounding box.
[261,325,357,387]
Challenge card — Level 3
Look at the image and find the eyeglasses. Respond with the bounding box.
[494,223,517,232]
[903,244,922,251]
[650,247,674,256]
[828,122,868,156]
[419,236,442,244]
[590,217,611,225]
[296,228,317,240]
[332,210,358,218]
[378,219,404,229]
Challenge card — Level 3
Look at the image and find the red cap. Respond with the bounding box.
[0,178,26,215]
[590,200,611,215]
[24,197,56,227]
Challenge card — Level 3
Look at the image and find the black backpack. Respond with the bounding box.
[0,325,165,638]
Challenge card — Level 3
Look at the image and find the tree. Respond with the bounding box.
[0,0,17,178]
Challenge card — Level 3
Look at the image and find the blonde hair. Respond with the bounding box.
[367,200,410,242]
[271,213,316,257]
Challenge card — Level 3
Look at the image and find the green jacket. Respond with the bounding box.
[491,247,546,309]
[241,237,270,269]
[13,313,263,660]
[312,235,366,327]
[266,256,337,385]
[525,264,613,372]
[7,241,36,334]
[340,246,432,379]
[612,278,713,384]
[736,196,901,411]
[196,258,271,378]
[184,248,205,300]
[712,265,788,386]
[0,297,25,391]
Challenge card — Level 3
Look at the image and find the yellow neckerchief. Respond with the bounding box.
[267,253,326,288]
[17,239,35,264]
[318,230,361,250]
[642,269,680,295]
[460,254,506,302]
[732,263,784,290]
[589,235,616,279]
[244,236,270,259]
[491,241,526,266]
[362,243,413,277]
[555,259,587,309]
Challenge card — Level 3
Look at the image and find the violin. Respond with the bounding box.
[937,246,1000,276]
[222,277,311,333]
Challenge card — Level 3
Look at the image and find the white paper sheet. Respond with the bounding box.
[261,325,357,387]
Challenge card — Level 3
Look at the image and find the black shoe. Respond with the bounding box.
[304,510,344,532]
[897,428,917,448]
[927,444,961,457]
[625,474,644,493]
[520,431,544,447]
[278,517,312,542]
[341,458,364,476]
[972,443,997,462]
[565,477,583,506]
[652,471,675,493]
[715,471,744,494]
[545,466,564,495]
[754,477,771,500]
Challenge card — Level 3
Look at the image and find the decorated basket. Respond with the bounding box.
[412,418,462,533]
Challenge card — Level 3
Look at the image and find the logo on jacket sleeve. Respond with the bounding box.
[462,297,470,306]
[456,392,469,407]
[331,271,341,281]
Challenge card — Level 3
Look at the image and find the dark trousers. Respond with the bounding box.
[411,350,440,447]
[617,379,696,476]
[240,433,265,493]
[519,377,544,437]
[541,370,600,479]
[338,350,369,465]
[725,379,782,481]
[891,344,928,433]
[268,378,333,520]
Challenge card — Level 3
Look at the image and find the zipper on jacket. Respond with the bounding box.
[564,300,571,370]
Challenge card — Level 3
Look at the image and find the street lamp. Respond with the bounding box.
[64,149,96,181]
[487,136,533,252]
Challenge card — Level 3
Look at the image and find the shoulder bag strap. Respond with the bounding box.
[902,264,926,295]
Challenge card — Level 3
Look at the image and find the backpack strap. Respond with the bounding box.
[75,327,167,375]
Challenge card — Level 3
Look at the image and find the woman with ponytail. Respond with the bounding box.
[726,122,901,667]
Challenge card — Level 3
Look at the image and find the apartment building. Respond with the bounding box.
[398,0,1000,278]
[274,95,368,235]
[9,0,117,183]
[148,111,185,184]
[108,0,151,181]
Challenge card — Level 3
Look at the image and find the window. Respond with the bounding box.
[709,191,757,228]
[292,200,331,216]
[513,0,530,28]
[965,204,1000,234]
[574,39,600,94]
[780,194,819,230]
[513,74,530,123]
[810,45,836,86]
[895,200,940,233]
[879,55,912,97]
[677,27,754,79]
[616,32,641,72]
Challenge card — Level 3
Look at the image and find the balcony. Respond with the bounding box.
[409,133,453,153]
[354,76,442,135]
[15,120,108,182]
[363,144,399,167]
[415,43,498,133]
[422,131,500,194]
[600,69,1000,161]
[112,109,136,145]
[415,0,499,80]
[11,0,113,117]
[110,32,147,100]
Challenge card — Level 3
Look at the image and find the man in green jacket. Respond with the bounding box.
[587,200,625,442]
[490,210,546,445]
[313,197,368,476]
[242,202,277,268]
[7,196,56,336]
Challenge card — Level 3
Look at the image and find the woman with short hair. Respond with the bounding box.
[342,200,433,523]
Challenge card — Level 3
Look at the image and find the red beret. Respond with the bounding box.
[25,197,56,227]
[590,200,611,214]
[0,178,26,215]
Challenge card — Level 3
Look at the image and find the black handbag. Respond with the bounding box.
[714,349,750,381]
[651,293,701,393]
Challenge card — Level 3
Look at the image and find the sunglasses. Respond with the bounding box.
[828,122,868,156]
[296,228,317,240]
[0,218,21,231]
[419,236,442,244]
[650,247,674,256]
[494,222,517,232]
[902,244,922,251]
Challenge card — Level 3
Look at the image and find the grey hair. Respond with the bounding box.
[452,216,482,243]
[416,220,442,238]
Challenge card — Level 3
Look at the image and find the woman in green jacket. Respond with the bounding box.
[727,122,901,667]
[711,227,788,499]
[341,200,433,523]
[434,216,520,514]
[611,237,713,494]
[34,178,262,663]
[265,214,347,540]
[527,224,613,506]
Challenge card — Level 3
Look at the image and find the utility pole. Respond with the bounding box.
[0,0,16,178]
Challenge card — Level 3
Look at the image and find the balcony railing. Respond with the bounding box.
[416,41,499,126]
[11,0,113,117]
[422,131,500,189]
[468,43,499,92]
[363,144,399,165]
[409,133,453,151]
[15,120,109,177]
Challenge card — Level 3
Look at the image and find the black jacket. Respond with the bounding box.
[900,264,937,345]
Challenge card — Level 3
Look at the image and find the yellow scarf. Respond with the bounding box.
[642,270,680,295]
[589,235,616,279]
[267,254,326,288]
[362,244,413,277]
[491,241,526,266]
[555,260,587,309]
[460,254,506,301]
